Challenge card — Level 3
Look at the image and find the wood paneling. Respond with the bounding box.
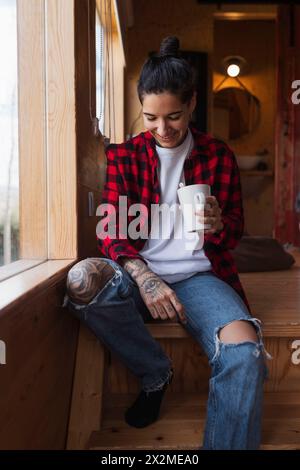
[78,183,103,259]
[213,20,276,237]
[19,0,77,261]
[47,0,77,259]
[107,338,210,395]
[18,0,47,259]
[274,5,300,246]
[0,260,75,311]
[0,267,78,449]
[75,0,107,258]
[106,336,300,395]
[67,325,107,450]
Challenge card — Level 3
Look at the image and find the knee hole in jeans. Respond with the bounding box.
[219,320,258,345]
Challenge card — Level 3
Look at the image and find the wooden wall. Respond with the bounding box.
[75,0,106,260]
[124,0,215,138]
[275,5,300,246]
[0,270,78,449]
[213,21,276,168]
[76,0,125,258]
[214,20,276,237]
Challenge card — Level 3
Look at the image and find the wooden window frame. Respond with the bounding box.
[0,0,77,300]
[96,0,125,143]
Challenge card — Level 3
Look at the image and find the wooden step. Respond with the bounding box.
[146,251,300,339]
[239,254,300,337]
[88,392,300,450]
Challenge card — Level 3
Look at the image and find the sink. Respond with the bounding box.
[236,155,263,170]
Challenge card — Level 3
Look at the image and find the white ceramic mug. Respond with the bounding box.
[177,183,211,232]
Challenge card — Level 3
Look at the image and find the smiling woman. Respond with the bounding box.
[142,92,196,148]
[64,35,268,450]
[137,37,197,148]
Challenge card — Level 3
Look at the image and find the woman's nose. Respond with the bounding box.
[157,121,169,136]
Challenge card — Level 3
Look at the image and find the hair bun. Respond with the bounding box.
[159,36,180,58]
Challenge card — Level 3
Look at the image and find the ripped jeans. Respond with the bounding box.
[63,258,269,450]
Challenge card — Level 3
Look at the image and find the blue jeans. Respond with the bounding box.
[64,258,269,450]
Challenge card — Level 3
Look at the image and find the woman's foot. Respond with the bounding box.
[124,369,174,428]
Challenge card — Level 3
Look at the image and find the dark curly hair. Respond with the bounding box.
[137,36,196,105]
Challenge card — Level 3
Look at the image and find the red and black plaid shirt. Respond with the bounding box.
[97,125,249,309]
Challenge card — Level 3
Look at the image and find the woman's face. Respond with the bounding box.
[142,91,196,148]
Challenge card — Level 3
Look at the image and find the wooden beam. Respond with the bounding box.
[67,325,106,450]
[46,0,77,259]
[18,0,47,259]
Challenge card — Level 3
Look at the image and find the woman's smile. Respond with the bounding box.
[155,131,178,141]
[142,92,196,148]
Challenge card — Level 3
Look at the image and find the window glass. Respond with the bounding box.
[96,8,105,135]
[0,0,19,266]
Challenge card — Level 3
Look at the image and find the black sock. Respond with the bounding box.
[125,369,173,428]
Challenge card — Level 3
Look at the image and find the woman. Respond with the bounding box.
[65,36,268,450]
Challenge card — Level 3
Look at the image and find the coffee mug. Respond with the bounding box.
[177,183,211,232]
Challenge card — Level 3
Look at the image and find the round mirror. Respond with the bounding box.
[213,87,260,141]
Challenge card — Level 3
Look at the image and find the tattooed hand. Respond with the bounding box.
[195,195,224,234]
[120,258,187,324]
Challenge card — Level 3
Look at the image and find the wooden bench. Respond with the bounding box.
[67,249,300,450]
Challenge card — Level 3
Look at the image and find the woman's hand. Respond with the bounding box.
[195,195,224,235]
[120,258,187,324]
[137,272,187,324]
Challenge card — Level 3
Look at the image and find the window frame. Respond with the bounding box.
[96,0,125,143]
[0,0,77,286]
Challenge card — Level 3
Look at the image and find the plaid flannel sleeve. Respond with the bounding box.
[97,146,145,263]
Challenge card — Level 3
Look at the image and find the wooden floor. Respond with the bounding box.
[89,392,300,450]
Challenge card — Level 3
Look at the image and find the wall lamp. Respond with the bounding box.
[214,55,249,92]
[223,56,247,77]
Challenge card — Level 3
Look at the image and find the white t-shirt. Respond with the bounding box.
[139,128,211,283]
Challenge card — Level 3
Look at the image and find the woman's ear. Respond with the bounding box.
[190,91,197,113]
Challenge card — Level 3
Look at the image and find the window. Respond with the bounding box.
[96,7,105,135]
[0,0,19,267]
[95,0,125,143]
[0,0,76,283]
